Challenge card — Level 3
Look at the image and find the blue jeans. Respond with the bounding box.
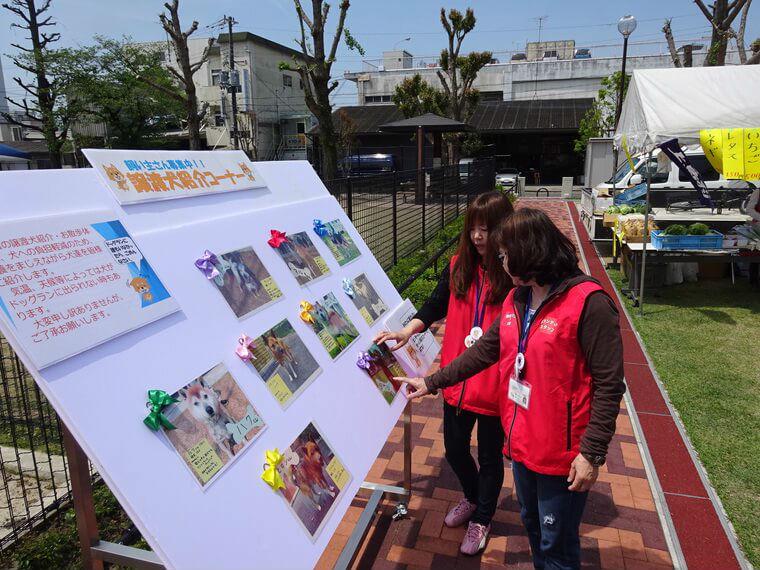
[512,461,589,570]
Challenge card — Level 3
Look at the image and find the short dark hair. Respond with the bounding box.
[493,208,579,285]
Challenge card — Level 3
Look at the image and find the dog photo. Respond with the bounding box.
[274,422,351,540]
[163,363,266,488]
[273,231,330,286]
[360,342,406,405]
[317,219,361,266]
[306,292,360,359]
[246,319,322,409]
[348,273,389,325]
[210,246,282,319]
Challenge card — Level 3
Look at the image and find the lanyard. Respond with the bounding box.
[472,272,488,329]
[518,289,533,354]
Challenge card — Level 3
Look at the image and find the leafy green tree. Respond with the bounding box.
[83,38,185,148]
[392,74,448,118]
[2,0,93,167]
[574,71,630,155]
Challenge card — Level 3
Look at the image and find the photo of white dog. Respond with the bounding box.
[348,273,389,324]
[163,363,266,488]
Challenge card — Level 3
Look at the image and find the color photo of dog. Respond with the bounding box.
[210,246,282,319]
[316,219,361,266]
[276,422,350,539]
[273,231,329,286]
[348,273,389,324]
[246,319,321,409]
[163,363,266,488]
[306,292,360,359]
[359,342,406,405]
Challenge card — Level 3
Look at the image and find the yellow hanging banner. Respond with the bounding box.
[699,129,723,174]
[622,135,637,173]
[743,128,760,180]
[721,128,744,180]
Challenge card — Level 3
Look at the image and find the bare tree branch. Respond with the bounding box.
[327,0,349,64]
[663,19,682,67]
[693,0,715,21]
[735,0,752,62]
[726,0,749,24]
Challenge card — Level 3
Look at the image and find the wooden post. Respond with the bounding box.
[62,425,104,570]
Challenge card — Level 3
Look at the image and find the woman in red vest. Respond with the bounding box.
[399,208,625,570]
[375,191,513,555]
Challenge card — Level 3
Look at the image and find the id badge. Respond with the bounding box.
[508,374,531,410]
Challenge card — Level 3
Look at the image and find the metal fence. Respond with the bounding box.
[0,158,494,554]
[326,159,495,269]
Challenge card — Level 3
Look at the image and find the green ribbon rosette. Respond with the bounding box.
[143,389,178,431]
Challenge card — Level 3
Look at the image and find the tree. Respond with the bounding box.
[1,0,90,167]
[77,38,185,149]
[156,0,212,149]
[574,71,630,154]
[662,19,682,67]
[336,108,357,161]
[436,8,492,165]
[283,0,364,182]
[392,74,448,118]
[694,0,749,66]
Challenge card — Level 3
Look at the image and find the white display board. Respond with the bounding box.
[0,161,408,570]
[83,149,266,204]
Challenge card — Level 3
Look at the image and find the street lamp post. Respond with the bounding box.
[393,37,411,51]
[611,14,637,200]
[614,15,637,128]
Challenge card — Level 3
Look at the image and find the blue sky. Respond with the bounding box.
[1,0,756,107]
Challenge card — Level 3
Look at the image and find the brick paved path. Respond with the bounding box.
[317,199,674,570]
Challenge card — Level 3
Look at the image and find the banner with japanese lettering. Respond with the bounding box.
[699,128,760,181]
[83,149,267,205]
[0,212,179,368]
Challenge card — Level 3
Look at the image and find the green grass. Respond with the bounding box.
[608,269,760,566]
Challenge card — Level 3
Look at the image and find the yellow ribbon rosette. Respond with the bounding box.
[261,448,285,491]
[299,300,315,324]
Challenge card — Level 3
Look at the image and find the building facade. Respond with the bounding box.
[138,32,314,159]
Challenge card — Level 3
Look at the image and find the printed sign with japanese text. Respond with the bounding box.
[0,211,179,368]
[83,149,266,204]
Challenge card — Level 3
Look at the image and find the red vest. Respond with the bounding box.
[498,281,604,476]
[439,257,502,416]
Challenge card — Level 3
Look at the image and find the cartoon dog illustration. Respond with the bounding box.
[103,164,129,191]
[291,439,336,511]
[266,333,299,380]
[178,378,237,459]
[405,344,423,368]
[127,276,152,302]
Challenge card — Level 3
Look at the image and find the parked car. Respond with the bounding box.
[592,146,757,209]
[340,154,397,177]
[574,48,592,59]
[495,168,520,189]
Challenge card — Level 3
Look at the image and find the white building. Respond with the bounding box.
[345,47,723,105]
[140,31,314,159]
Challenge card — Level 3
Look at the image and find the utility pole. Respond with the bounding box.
[226,15,240,150]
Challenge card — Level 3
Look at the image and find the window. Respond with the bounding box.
[639,158,670,184]
[299,78,303,89]
[480,91,503,102]
[10,126,22,141]
[283,74,293,87]
[211,69,222,86]
[297,122,305,134]
[543,50,558,58]
[679,155,720,181]
[364,95,392,103]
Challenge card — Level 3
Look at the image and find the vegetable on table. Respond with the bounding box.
[687,223,711,235]
[663,224,688,236]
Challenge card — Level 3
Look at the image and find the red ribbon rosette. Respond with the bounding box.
[267,230,288,248]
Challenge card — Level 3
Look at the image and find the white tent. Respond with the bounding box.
[614,66,760,153]
[612,65,760,314]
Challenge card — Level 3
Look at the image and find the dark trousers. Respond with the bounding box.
[512,461,589,570]
[442,401,504,525]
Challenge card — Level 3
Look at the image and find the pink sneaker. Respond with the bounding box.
[444,498,477,528]
[460,521,490,556]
